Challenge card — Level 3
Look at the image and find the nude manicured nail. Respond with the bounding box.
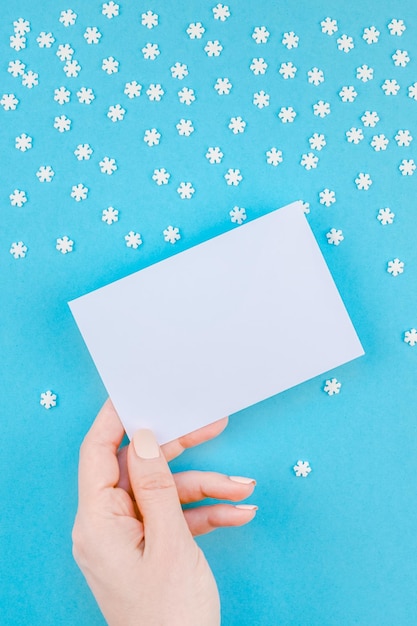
[133,429,160,459]
[235,504,258,510]
[229,475,256,485]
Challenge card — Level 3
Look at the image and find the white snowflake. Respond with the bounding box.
[102,56,119,74]
[142,43,160,60]
[392,49,410,67]
[399,159,416,176]
[22,71,39,89]
[13,18,31,35]
[84,26,102,44]
[282,31,299,49]
[337,34,354,53]
[377,208,395,225]
[266,148,283,166]
[250,57,268,75]
[404,329,417,346]
[300,152,318,170]
[170,62,188,80]
[40,390,57,408]
[361,111,379,127]
[213,3,230,21]
[142,10,158,29]
[10,189,27,207]
[144,128,161,146]
[395,130,413,147]
[15,133,32,152]
[382,79,400,96]
[36,165,55,182]
[326,228,344,245]
[152,168,170,185]
[355,173,372,190]
[321,17,338,35]
[59,9,77,27]
[224,168,242,186]
[107,104,126,122]
[10,35,26,51]
[186,22,205,39]
[177,182,195,199]
[387,258,404,276]
[214,78,232,95]
[10,241,27,259]
[252,26,270,44]
[204,40,223,57]
[229,206,247,224]
[77,87,95,104]
[253,90,269,109]
[56,43,73,61]
[206,147,224,164]
[178,87,195,105]
[71,183,88,201]
[56,236,73,254]
[293,460,312,478]
[363,26,380,44]
[1,94,19,111]
[324,378,341,395]
[408,83,417,101]
[99,156,117,175]
[388,19,406,36]
[309,133,326,151]
[37,32,55,48]
[54,86,70,104]
[278,106,296,123]
[346,128,364,144]
[356,64,374,82]
[146,83,164,101]
[228,116,246,134]
[313,100,331,117]
[74,143,93,160]
[125,231,142,249]
[163,226,181,243]
[339,86,357,102]
[102,1,119,18]
[176,119,194,136]
[319,189,336,207]
[307,67,324,86]
[102,207,119,224]
[124,81,142,98]
[301,201,310,214]
[371,134,389,151]
[279,62,297,79]
[8,59,26,77]
[63,59,81,78]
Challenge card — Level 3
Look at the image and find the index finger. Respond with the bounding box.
[78,398,125,506]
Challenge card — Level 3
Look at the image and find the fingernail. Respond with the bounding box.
[235,504,258,511]
[229,475,256,485]
[133,429,160,459]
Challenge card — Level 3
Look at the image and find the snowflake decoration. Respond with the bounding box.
[404,329,417,347]
[59,9,77,27]
[36,165,55,182]
[301,201,310,214]
[309,133,326,151]
[250,57,268,75]
[266,148,283,166]
[252,26,270,44]
[56,44,73,61]
[142,43,160,60]
[40,390,57,409]
[392,50,410,67]
[107,104,125,122]
[278,107,296,123]
[102,2,119,18]
[229,206,247,225]
[1,94,19,111]
[56,236,74,254]
[214,78,232,95]
[186,22,205,39]
[124,81,142,98]
[84,27,102,44]
[10,35,26,51]
[15,133,32,152]
[307,67,324,86]
[144,128,161,147]
[300,153,318,170]
[377,208,395,225]
[54,86,70,104]
[279,62,297,79]
[176,119,194,136]
[22,71,39,89]
[102,56,119,74]
[205,40,223,57]
[213,3,230,21]
[387,258,404,276]
[363,26,380,44]
[326,228,344,245]
[321,17,338,35]
[293,460,312,478]
[125,231,142,249]
[408,83,417,101]
[74,144,93,160]
[8,60,26,77]
[361,111,379,128]
[253,90,269,109]
[382,79,400,96]
[71,183,88,202]
[356,65,374,82]
[399,159,416,176]
[171,62,188,80]
[324,378,341,395]
[282,31,299,49]
[77,87,95,104]
[99,156,117,175]
[54,115,71,132]
[142,10,158,28]
[355,173,372,190]
[371,134,389,151]
[37,32,55,48]
[10,241,27,259]
[152,168,170,185]
[313,100,331,118]
[63,60,81,78]
[319,188,336,207]
[177,182,195,199]
[229,116,246,134]
[388,19,406,36]
[395,130,413,147]
[102,207,119,224]
[224,168,242,186]
[13,18,30,35]
[146,83,164,101]
[10,189,27,207]
[339,86,357,103]
[178,87,195,105]
[337,34,354,53]
[163,226,181,243]
[206,147,224,164]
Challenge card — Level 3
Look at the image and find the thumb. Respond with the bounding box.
[127,429,189,546]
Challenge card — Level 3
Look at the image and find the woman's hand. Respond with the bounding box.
[72,399,257,625]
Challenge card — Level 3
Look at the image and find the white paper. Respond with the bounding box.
[69,201,364,443]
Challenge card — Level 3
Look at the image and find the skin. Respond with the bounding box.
[72,399,257,625]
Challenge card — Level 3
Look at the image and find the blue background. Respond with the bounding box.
[1,1,416,624]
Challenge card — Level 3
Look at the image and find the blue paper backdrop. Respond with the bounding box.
[1,1,417,624]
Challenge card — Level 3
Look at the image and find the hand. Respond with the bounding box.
[72,400,257,625]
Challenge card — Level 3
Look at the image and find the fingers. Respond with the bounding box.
[78,399,125,507]
[173,470,256,504]
[161,417,229,462]
[127,429,190,548]
[183,503,258,537]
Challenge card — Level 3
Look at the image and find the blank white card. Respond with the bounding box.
[69,201,364,443]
